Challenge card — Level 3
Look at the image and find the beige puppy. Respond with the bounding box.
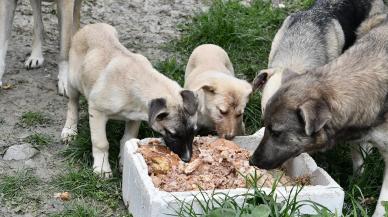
[185,44,252,139]
[61,23,198,177]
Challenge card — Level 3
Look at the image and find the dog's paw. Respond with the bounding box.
[25,55,44,70]
[93,166,113,178]
[61,127,78,143]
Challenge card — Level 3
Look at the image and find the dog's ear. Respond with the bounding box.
[148,98,168,124]
[281,68,299,83]
[181,90,198,116]
[252,68,276,91]
[298,99,331,136]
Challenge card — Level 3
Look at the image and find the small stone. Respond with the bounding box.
[3,144,38,161]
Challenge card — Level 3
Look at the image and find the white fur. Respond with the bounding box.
[57,61,69,96]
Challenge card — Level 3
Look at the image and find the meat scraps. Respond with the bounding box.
[138,137,297,192]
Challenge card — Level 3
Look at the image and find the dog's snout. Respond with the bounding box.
[180,149,192,163]
[224,134,235,140]
[219,132,235,140]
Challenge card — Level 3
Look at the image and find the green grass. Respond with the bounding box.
[50,202,101,217]
[19,111,50,127]
[53,166,122,209]
[172,173,332,217]
[24,133,53,148]
[0,170,40,203]
[57,111,129,215]
[50,200,131,217]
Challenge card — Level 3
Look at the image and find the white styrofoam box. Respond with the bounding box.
[122,128,344,217]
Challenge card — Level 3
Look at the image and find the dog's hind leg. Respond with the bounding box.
[57,0,75,96]
[89,108,112,178]
[25,0,44,70]
[0,0,18,87]
[373,151,388,217]
[61,89,79,143]
[119,120,141,171]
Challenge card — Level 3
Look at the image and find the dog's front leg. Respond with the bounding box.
[89,108,112,178]
[57,0,75,96]
[61,91,80,142]
[0,0,18,87]
[73,0,82,33]
[25,0,44,69]
[119,120,141,171]
[373,151,388,217]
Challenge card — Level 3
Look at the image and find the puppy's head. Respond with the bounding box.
[200,77,252,139]
[250,86,332,169]
[148,90,198,162]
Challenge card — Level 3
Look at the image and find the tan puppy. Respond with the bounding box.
[62,23,198,177]
[185,44,252,139]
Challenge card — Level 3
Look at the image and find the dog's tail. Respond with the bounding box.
[357,14,387,38]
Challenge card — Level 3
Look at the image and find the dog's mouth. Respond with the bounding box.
[162,131,194,162]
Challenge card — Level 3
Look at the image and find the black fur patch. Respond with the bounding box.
[289,0,373,51]
[163,108,196,162]
[148,98,167,124]
[181,90,198,116]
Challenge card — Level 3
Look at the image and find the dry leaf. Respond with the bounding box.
[54,192,71,201]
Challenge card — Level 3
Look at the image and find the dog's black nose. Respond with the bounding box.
[181,155,191,163]
[225,134,235,140]
[180,149,192,163]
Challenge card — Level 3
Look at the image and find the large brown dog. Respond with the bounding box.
[250,14,388,217]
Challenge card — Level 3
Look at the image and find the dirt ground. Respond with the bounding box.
[0,0,206,216]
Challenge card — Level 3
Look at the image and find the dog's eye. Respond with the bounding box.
[218,108,228,115]
[271,130,281,137]
[235,113,242,118]
[268,125,281,137]
[165,129,175,136]
[156,112,169,121]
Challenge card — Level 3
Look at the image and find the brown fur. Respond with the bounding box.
[184,44,252,139]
